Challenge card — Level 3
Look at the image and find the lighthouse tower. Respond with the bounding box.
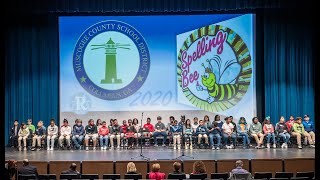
[101,38,121,84]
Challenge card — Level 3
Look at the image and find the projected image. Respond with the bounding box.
[59,14,255,125]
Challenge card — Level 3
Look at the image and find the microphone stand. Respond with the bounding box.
[131,112,150,160]
[175,121,194,160]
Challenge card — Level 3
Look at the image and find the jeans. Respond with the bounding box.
[100,135,109,147]
[209,133,221,146]
[223,133,236,145]
[266,133,276,144]
[238,132,250,146]
[153,131,167,145]
[72,135,84,148]
[279,133,290,143]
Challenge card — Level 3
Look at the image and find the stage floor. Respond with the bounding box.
[5,146,315,161]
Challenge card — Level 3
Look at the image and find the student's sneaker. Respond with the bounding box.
[298,146,302,149]
[23,147,27,151]
[216,146,220,150]
[111,146,114,149]
[211,146,215,150]
[185,145,188,150]
[310,145,315,148]
[117,146,120,149]
[255,146,260,149]
[230,144,235,149]
[50,147,54,151]
[178,145,181,150]
[267,143,270,148]
[86,147,89,151]
[162,144,166,147]
[103,146,107,150]
[31,147,36,151]
[47,147,50,151]
[281,143,285,148]
[93,147,96,150]
[273,144,276,148]
[261,145,265,148]
[285,143,288,148]
[154,144,158,147]
[174,146,177,150]
[190,145,193,150]
[19,146,22,151]
[225,145,229,149]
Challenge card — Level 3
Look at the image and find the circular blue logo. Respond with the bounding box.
[73,20,150,100]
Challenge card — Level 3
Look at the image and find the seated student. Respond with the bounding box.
[18,159,38,178]
[47,119,58,151]
[96,119,102,132]
[108,119,114,132]
[171,162,182,174]
[132,118,140,146]
[196,120,209,147]
[18,123,30,151]
[208,121,222,150]
[126,119,137,149]
[230,116,237,134]
[149,163,166,180]
[61,163,80,175]
[72,119,85,150]
[275,116,290,148]
[237,117,251,149]
[203,115,210,128]
[214,115,223,131]
[167,116,175,132]
[302,114,315,145]
[229,160,251,179]
[143,117,154,138]
[153,116,168,146]
[183,119,193,150]
[31,121,46,151]
[178,115,186,127]
[170,119,182,150]
[99,121,110,150]
[222,117,237,149]
[191,117,199,133]
[9,120,20,148]
[285,115,295,133]
[85,119,98,151]
[120,120,128,147]
[127,162,138,174]
[27,119,35,136]
[263,117,277,148]
[291,117,315,149]
[249,117,264,149]
[110,119,121,149]
[59,119,72,149]
[191,160,206,174]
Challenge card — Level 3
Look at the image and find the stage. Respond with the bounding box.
[5,147,315,161]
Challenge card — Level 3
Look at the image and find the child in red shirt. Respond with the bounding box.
[98,121,109,150]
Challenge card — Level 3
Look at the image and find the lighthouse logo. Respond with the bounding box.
[73,20,150,100]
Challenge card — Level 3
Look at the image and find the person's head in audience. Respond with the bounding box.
[133,118,138,125]
[127,162,137,173]
[157,116,162,123]
[193,117,198,124]
[192,160,206,174]
[252,117,259,124]
[50,119,55,126]
[185,119,191,128]
[22,159,29,166]
[280,116,285,123]
[14,120,19,126]
[151,163,161,172]
[7,159,17,169]
[96,119,102,126]
[295,117,302,124]
[235,160,244,168]
[113,119,118,126]
[199,120,204,126]
[146,118,151,124]
[173,162,181,173]
[70,163,77,171]
[214,115,220,122]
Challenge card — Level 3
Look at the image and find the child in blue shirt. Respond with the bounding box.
[302,114,315,145]
[170,120,182,150]
[196,120,209,147]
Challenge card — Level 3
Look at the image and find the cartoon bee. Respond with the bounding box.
[196,55,241,104]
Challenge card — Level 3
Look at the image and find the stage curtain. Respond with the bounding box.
[263,11,314,124]
[5,17,59,145]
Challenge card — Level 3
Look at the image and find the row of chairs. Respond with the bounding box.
[18,172,315,180]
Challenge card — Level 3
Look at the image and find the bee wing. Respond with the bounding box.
[218,59,241,84]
